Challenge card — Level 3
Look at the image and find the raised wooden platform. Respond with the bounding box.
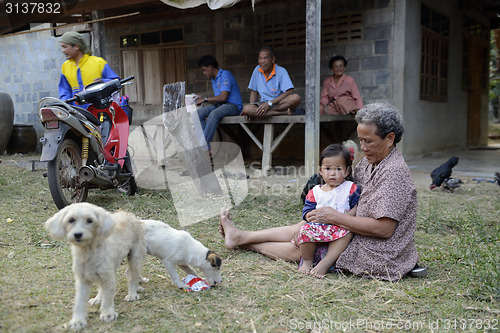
[219,114,355,174]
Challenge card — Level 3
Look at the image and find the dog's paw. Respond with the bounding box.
[137,286,145,292]
[88,296,101,306]
[124,293,140,302]
[100,311,118,322]
[66,317,87,330]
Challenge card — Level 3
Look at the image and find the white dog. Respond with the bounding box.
[141,219,222,289]
[45,203,146,330]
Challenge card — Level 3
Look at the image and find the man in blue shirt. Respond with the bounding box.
[195,55,243,151]
[242,46,301,119]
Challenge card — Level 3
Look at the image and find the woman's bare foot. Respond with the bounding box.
[219,209,240,249]
[298,259,313,274]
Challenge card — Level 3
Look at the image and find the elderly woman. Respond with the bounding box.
[219,103,418,281]
[320,55,363,115]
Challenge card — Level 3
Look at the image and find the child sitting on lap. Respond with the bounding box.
[297,143,360,278]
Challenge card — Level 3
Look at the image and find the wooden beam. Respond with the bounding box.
[1,12,140,38]
[0,0,158,35]
[219,114,354,124]
[67,0,158,13]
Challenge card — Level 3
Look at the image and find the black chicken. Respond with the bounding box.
[430,156,459,190]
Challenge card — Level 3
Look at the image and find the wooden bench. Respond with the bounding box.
[219,114,355,174]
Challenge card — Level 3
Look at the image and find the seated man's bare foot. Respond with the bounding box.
[219,209,240,249]
[287,108,293,116]
[298,259,313,274]
[240,112,251,122]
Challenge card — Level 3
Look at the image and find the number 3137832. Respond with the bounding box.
[5,2,61,14]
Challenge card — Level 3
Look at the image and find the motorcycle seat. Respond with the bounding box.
[73,106,101,127]
[50,102,102,127]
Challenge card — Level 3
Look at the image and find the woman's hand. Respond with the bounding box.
[310,208,398,239]
[307,207,338,224]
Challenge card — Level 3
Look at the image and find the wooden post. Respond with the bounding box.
[162,82,222,195]
[261,124,273,175]
[304,0,321,176]
[91,11,105,58]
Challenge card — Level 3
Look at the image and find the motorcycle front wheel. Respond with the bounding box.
[47,138,88,209]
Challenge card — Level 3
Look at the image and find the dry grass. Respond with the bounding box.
[0,153,499,332]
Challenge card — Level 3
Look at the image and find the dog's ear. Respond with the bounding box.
[44,206,69,241]
[94,206,116,238]
[206,250,222,268]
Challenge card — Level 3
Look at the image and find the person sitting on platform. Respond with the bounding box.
[195,55,243,152]
[242,46,300,120]
[320,55,363,115]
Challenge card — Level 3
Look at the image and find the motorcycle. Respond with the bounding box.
[38,76,137,209]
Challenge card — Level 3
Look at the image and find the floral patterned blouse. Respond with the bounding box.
[336,148,418,281]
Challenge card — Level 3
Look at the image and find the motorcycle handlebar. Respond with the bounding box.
[120,75,134,84]
[62,76,134,104]
[64,96,78,104]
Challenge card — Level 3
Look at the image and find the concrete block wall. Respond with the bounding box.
[0,24,65,136]
[321,0,394,105]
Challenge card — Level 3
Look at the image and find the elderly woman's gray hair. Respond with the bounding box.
[355,103,404,144]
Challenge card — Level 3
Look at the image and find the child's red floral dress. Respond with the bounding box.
[297,181,359,245]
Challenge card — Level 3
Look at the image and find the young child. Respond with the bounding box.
[297,143,360,278]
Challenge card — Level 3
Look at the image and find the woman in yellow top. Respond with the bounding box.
[58,31,119,105]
